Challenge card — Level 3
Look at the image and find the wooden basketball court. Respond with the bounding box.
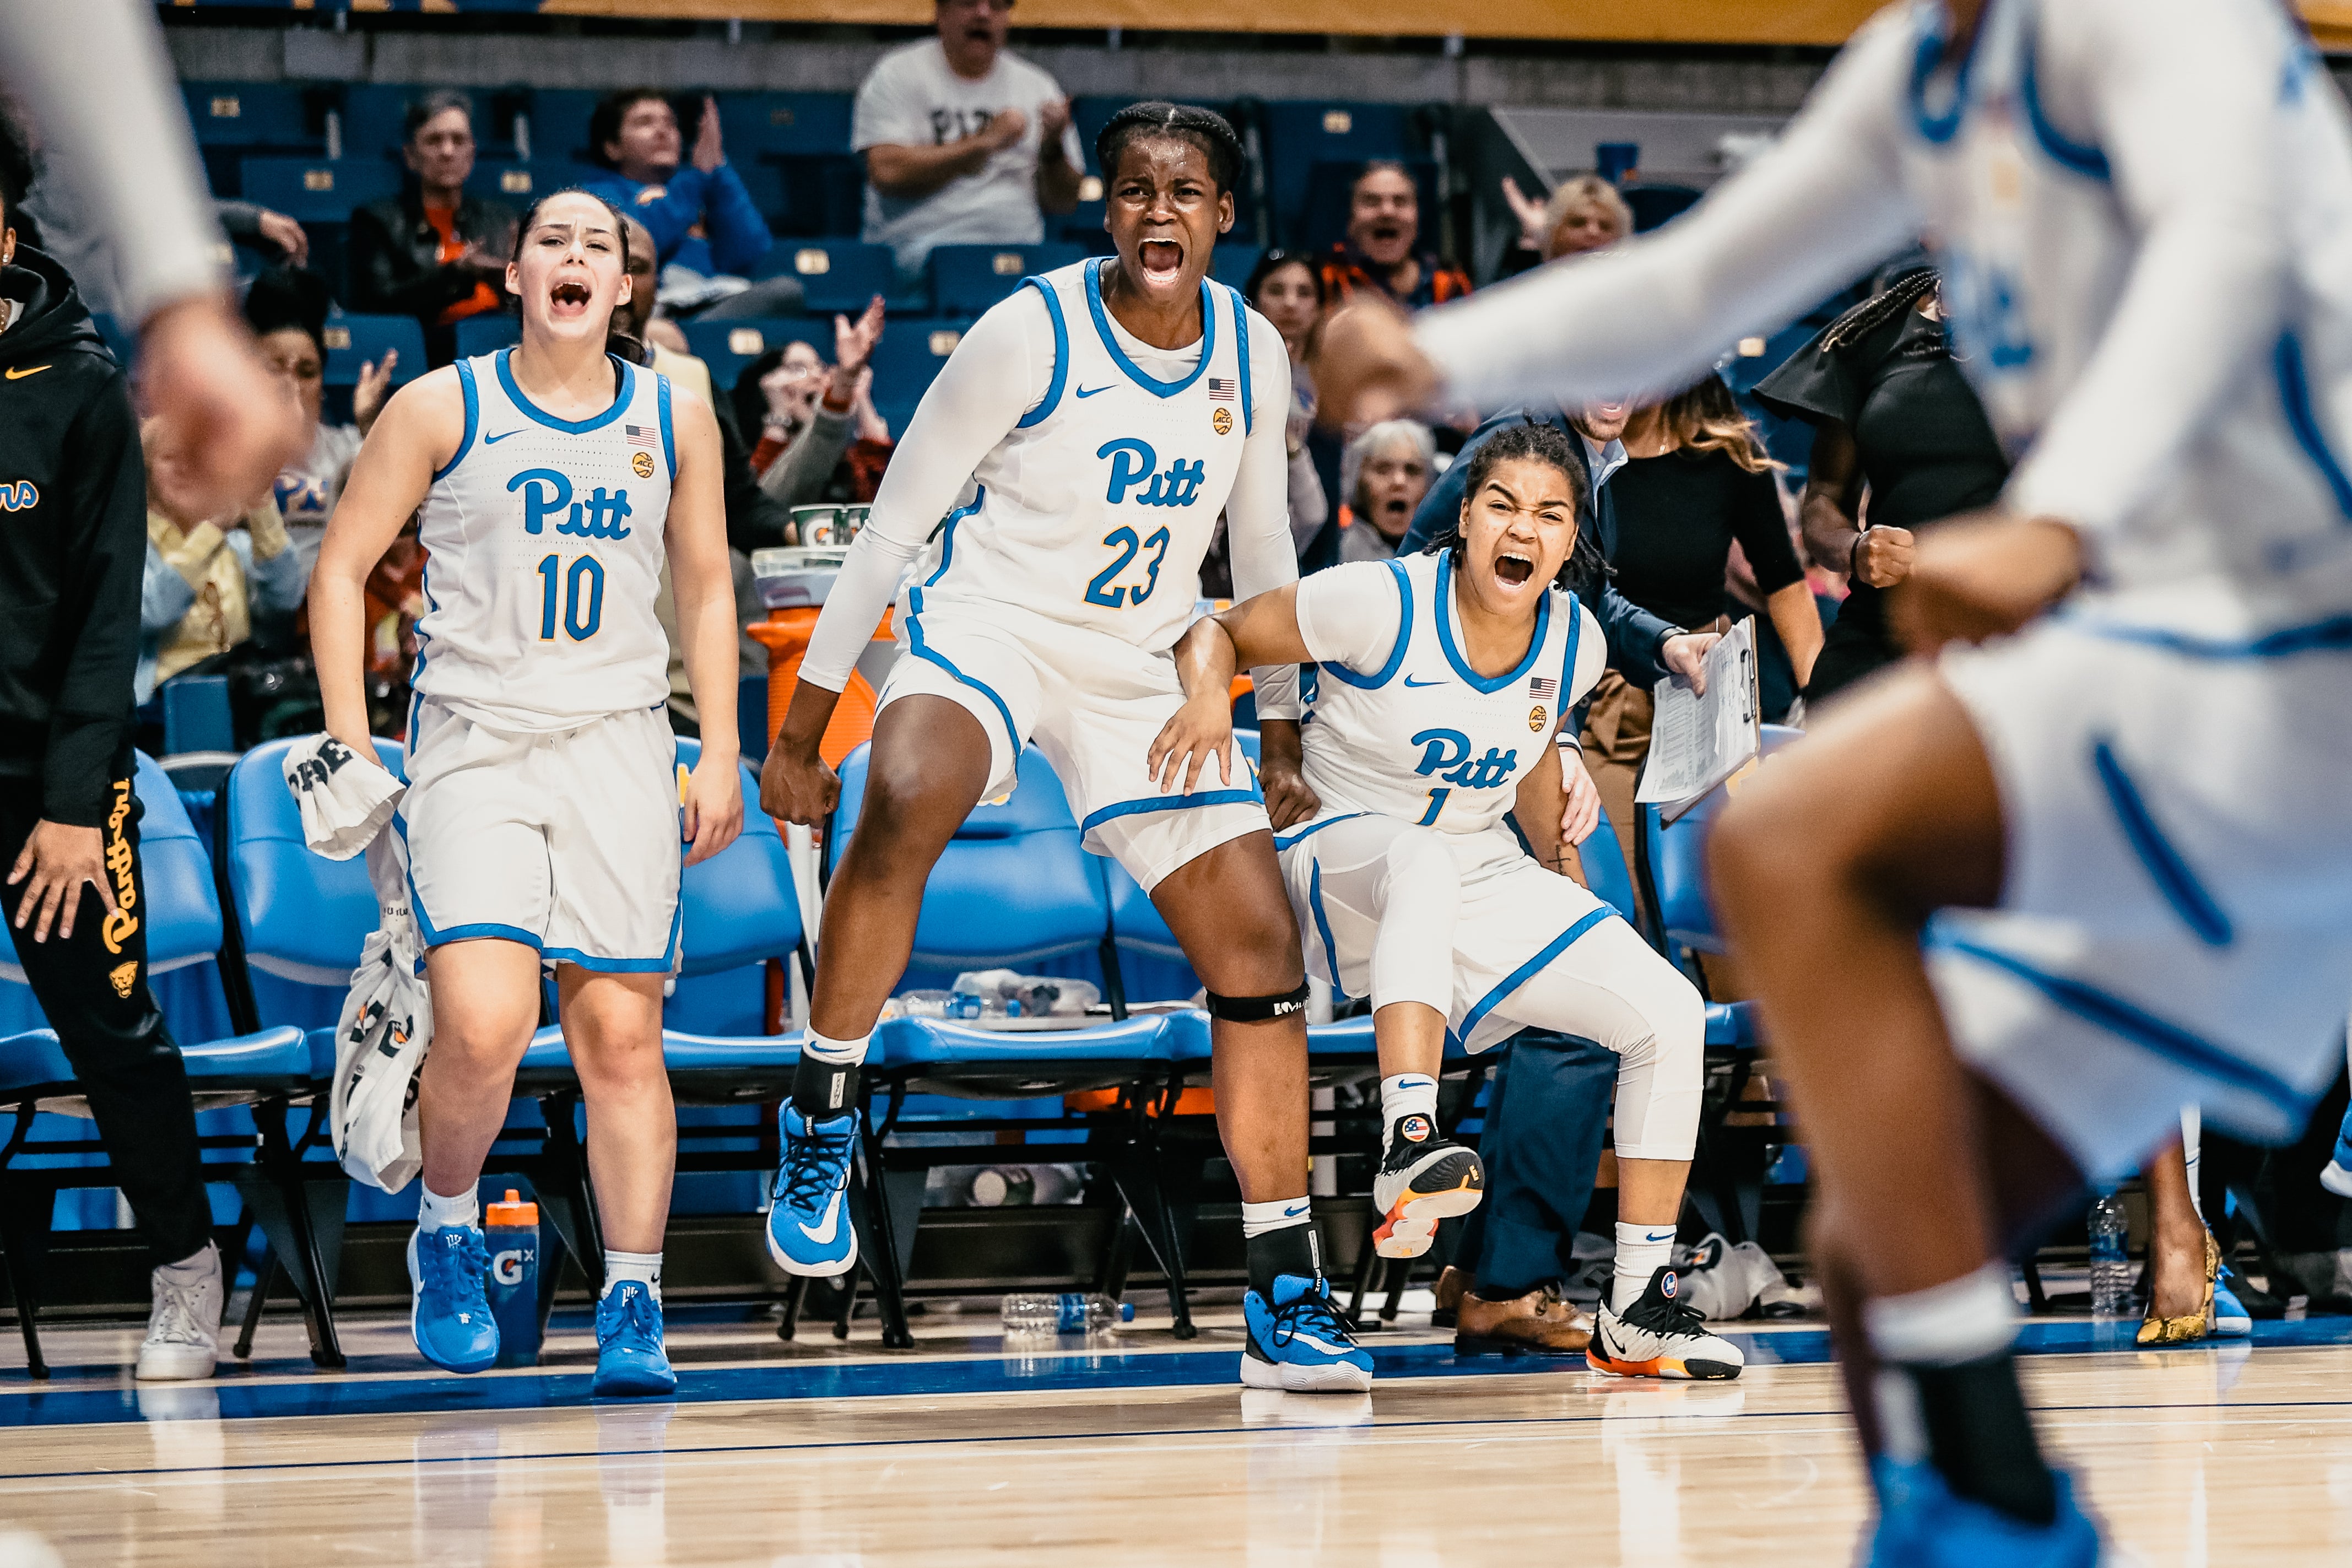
[0,1305,2344,1563]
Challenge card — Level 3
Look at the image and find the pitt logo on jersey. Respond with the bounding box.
[1097,439,1208,507]
[1412,728,1519,789]
[506,468,635,540]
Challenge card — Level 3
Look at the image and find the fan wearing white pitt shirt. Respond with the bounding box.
[762,103,1376,1393]
[1318,0,2352,1559]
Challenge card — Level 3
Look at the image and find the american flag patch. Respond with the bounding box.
[1207,376,1236,402]
[1529,675,1559,703]
[625,423,658,450]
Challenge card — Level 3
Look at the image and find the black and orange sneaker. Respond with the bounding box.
[1586,1267,1745,1380]
[1369,1115,1484,1259]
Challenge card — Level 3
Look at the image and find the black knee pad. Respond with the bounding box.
[1203,981,1311,1024]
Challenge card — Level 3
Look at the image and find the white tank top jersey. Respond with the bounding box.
[910,258,1259,651]
[411,349,676,733]
[1416,0,2352,638]
[1294,550,1607,835]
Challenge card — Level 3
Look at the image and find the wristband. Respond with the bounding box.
[1847,531,1868,577]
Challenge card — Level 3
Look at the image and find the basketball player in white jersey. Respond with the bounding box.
[311,190,743,1397]
[1319,0,2352,1558]
[1153,423,1742,1381]
[760,104,1370,1392]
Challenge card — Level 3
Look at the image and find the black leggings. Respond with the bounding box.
[0,775,212,1267]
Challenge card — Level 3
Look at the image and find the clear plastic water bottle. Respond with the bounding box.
[1001,1292,1136,1335]
[484,1188,542,1367]
[2088,1191,2132,1320]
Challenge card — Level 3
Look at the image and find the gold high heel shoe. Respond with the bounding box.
[2135,1230,2220,1345]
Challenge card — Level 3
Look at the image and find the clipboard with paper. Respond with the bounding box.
[1635,617,1760,823]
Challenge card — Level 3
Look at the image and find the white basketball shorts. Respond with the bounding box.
[879,598,1271,893]
[1929,610,2352,1181]
[398,698,683,972]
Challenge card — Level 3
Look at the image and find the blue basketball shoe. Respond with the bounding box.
[408,1223,499,1374]
[1866,1458,2104,1567]
[593,1280,677,1397]
[767,1102,859,1277]
[1241,1274,1374,1393]
[2212,1266,2253,1338]
[2322,1103,2352,1198]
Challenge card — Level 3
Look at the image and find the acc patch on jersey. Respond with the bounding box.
[1528,706,1547,732]
[1212,407,1232,436]
[632,450,655,479]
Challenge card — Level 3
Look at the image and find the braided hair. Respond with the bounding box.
[1095,101,1245,194]
[511,188,648,366]
[1424,420,1607,604]
[1819,265,1940,353]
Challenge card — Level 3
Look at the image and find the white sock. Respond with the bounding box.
[1613,1221,1678,1312]
[418,1182,480,1232]
[1379,1073,1439,1149]
[1240,1197,1312,1240]
[603,1250,663,1303]
[804,1030,870,1067]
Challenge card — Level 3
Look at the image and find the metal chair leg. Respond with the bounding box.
[778,1276,808,1342]
[234,1247,277,1360]
[850,1105,915,1350]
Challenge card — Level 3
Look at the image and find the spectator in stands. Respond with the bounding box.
[138,415,306,705]
[243,268,394,580]
[1497,174,1630,278]
[1320,162,1470,310]
[732,299,894,516]
[1337,419,1434,562]
[1243,249,1332,559]
[0,118,231,1382]
[583,90,791,318]
[615,215,709,403]
[853,0,1084,278]
[347,91,518,369]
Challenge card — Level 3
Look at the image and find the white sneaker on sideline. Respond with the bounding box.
[135,1243,222,1382]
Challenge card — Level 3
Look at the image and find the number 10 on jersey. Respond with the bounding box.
[537,553,605,641]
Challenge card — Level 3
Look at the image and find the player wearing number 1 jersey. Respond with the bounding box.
[312,190,743,1397]
[761,104,1370,1392]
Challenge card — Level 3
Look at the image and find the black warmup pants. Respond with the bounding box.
[0,774,212,1267]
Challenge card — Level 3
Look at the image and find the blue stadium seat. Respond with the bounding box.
[750,239,896,315]
[715,91,855,158]
[1623,183,1704,234]
[1640,723,1806,957]
[322,316,428,389]
[469,159,602,206]
[221,735,407,1003]
[1210,244,1264,289]
[521,89,608,166]
[927,242,1088,317]
[679,317,829,400]
[452,313,523,359]
[237,157,405,224]
[866,318,968,437]
[1261,101,1423,249]
[183,82,317,149]
[342,84,528,166]
[1580,800,1642,927]
[0,749,337,1376]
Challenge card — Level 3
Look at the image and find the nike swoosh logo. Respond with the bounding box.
[483,430,523,444]
[797,1188,844,1245]
[4,365,49,380]
[1402,675,1445,688]
[1074,384,1113,398]
[1288,1329,1355,1357]
[1282,1203,1309,1218]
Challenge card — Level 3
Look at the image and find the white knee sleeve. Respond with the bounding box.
[1366,828,1461,1017]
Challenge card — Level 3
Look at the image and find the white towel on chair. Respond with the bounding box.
[329,831,432,1192]
[282,734,404,862]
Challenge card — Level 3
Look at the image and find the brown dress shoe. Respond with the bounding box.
[1454,1282,1593,1356]
[1432,1266,1472,1329]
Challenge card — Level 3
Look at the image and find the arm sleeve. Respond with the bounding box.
[2002,0,2299,540]
[44,381,148,824]
[1294,560,1408,672]
[1286,444,1328,555]
[0,0,226,325]
[1728,463,1807,595]
[1412,17,1921,412]
[797,289,1046,691]
[702,163,776,275]
[1225,313,1304,720]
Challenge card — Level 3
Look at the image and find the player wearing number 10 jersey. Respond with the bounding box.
[312,190,743,1398]
[761,104,1371,1392]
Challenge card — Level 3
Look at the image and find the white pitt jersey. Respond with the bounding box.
[1295,551,1605,836]
[1900,0,2352,619]
[910,258,1258,651]
[412,349,675,733]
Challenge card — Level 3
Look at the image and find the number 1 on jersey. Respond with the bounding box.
[537,553,605,642]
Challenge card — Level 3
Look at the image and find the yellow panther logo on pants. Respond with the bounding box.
[109,962,138,998]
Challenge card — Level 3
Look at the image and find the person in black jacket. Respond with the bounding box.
[0,121,224,1382]
[345,91,518,368]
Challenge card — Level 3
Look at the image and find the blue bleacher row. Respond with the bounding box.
[0,718,1783,1364]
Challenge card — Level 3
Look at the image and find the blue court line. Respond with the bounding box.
[3,1316,2346,1430]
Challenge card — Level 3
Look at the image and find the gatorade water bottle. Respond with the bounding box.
[484,1189,541,1368]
